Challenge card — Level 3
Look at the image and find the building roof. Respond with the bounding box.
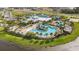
[27,15,52,22]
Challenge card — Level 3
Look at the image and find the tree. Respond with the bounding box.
[74,7,79,13]
[19,22,26,26]
[39,41,44,45]
[28,20,33,24]
[25,32,36,39]
[34,40,38,44]
[12,11,26,20]
[60,16,68,20]
[50,33,53,35]
[39,33,42,35]
[60,9,74,14]
[60,7,79,14]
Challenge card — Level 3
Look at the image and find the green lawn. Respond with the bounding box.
[0,27,4,31]
[0,22,79,49]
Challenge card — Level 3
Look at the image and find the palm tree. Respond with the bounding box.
[25,32,36,38]
[50,33,53,35]
[45,33,48,36]
[36,32,38,34]
[39,33,42,36]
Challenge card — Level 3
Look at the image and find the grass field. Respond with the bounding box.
[0,22,79,49]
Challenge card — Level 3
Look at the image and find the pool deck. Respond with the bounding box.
[22,24,37,34]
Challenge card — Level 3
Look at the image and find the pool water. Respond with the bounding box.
[31,25,57,36]
[56,21,64,27]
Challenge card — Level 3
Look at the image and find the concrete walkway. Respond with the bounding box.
[24,24,37,33]
[41,37,79,51]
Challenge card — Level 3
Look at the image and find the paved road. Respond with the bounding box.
[41,37,79,51]
[0,40,26,51]
[0,40,37,51]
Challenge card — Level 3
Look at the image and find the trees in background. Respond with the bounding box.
[60,7,79,14]
[73,7,79,13]
[12,11,26,20]
[61,9,74,14]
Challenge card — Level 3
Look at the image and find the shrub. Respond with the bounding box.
[45,40,50,44]
[60,16,68,20]
[39,41,44,45]
[34,41,38,44]
[25,32,36,39]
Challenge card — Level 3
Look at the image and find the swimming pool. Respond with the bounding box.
[30,24,57,36]
[56,21,64,27]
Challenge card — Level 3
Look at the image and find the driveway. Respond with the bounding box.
[41,37,79,51]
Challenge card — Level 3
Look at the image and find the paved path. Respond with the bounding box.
[41,37,79,51]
